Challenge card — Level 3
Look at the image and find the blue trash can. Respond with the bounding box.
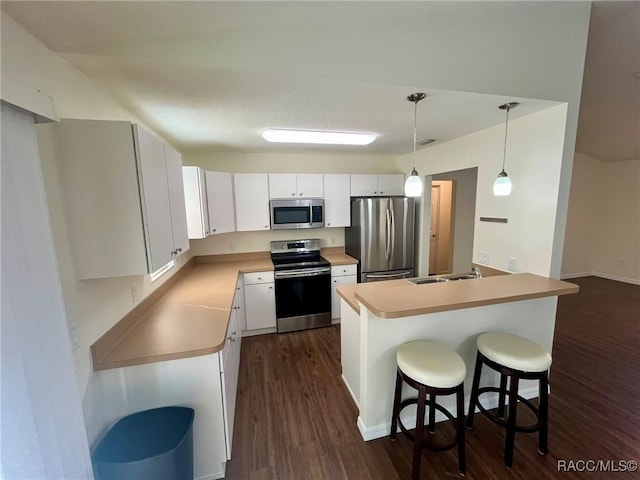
[93,406,195,480]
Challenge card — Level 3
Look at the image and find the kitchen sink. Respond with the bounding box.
[410,277,450,285]
[408,269,482,285]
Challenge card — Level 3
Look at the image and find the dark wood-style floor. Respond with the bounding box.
[225,277,639,479]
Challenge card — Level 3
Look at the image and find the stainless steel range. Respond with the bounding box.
[270,239,331,333]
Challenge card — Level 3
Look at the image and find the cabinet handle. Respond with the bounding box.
[291,193,296,196]
[268,286,273,289]
[374,191,377,194]
[264,225,268,229]
[258,277,262,280]
[299,193,303,196]
[227,336,236,343]
[327,222,331,226]
[380,191,384,194]
[212,229,217,233]
[237,287,240,291]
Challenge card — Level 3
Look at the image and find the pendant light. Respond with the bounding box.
[404,92,426,197]
[493,102,519,196]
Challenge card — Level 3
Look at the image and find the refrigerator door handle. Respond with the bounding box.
[385,208,391,261]
[389,200,395,262]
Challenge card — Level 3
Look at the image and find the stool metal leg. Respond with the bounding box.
[466,351,483,429]
[504,375,520,468]
[497,374,508,420]
[390,369,403,440]
[428,393,436,433]
[456,384,467,476]
[538,371,549,455]
[412,384,427,480]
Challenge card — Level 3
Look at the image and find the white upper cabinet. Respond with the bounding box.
[268,173,323,198]
[206,171,236,235]
[234,174,270,231]
[377,174,405,196]
[323,174,351,227]
[44,119,188,279]
[182,166,210,239]
[350,174,405,196]
[162,143,190,256]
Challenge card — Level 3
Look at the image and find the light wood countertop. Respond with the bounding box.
[92,252,355,371]
[322,252,358,266]
[337,273,578,319]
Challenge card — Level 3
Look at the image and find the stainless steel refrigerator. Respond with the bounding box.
[345,197,415,283]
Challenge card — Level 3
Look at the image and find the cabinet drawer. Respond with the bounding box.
[243,271,275,285]
[331,264,358,277]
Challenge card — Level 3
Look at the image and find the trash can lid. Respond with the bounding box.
[93,407,194,463]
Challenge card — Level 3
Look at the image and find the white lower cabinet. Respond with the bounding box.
[244,271,276,331]
[233,276,246,332]
[220,309,241,461]
[331,264,358,319]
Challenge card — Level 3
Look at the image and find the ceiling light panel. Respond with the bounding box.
[262,129,376,145]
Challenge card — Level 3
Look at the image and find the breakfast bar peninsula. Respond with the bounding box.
[337,272,578,441]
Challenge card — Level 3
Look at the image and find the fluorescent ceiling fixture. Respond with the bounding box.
[262,129,376,145]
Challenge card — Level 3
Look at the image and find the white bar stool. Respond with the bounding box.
[466,332,552,468]
[390,341,467,479]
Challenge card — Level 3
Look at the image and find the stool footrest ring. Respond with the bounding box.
[397,398,458,452]
[474,387,541,433]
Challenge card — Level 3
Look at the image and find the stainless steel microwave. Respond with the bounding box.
[270,198,324,230]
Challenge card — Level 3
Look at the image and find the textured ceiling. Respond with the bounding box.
[3,1,633,161]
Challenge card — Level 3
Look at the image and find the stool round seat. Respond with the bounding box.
[477,332,551,372]
[397,341,467,389]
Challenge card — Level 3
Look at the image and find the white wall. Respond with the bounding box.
[1,13,192,447]
[562,153,640,284]
[399,105,568,277]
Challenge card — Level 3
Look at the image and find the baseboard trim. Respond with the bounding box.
[561,271,639,285]
[356,386,539,441]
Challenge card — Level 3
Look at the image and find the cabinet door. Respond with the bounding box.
[268,173,297,198]
[164,144,190,255]
[296,174,323,197]
[350,174,379,196]
[134,125,174,272]
[244,283,276,330]
[234,277,246,332]
[377,174,405,196]
[221,313,240,460]
[182,166,209,239]
[234,174,270,231]
[323,174,350,227]
[331,274,357,319]
[206,171,236,235]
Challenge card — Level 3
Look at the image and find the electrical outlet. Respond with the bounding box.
[479,251,490,265]
[507,257,517,272]
[229,243,235,252]
[131,285,139,303]
[331,235,336,245]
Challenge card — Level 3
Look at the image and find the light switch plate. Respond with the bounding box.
[507,257,517,272]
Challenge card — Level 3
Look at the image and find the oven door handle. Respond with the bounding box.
[274,267,331,279]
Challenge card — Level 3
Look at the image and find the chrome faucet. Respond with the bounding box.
[471,267,483,278]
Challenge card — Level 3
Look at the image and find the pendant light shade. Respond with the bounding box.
[493,102,519,197]
[404,93,426,198]
[405,167,423,197]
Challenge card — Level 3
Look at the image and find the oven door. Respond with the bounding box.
[274,267,331,333]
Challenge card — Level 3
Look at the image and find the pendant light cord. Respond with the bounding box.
[502,105,510,171]
[412,98,418,168]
